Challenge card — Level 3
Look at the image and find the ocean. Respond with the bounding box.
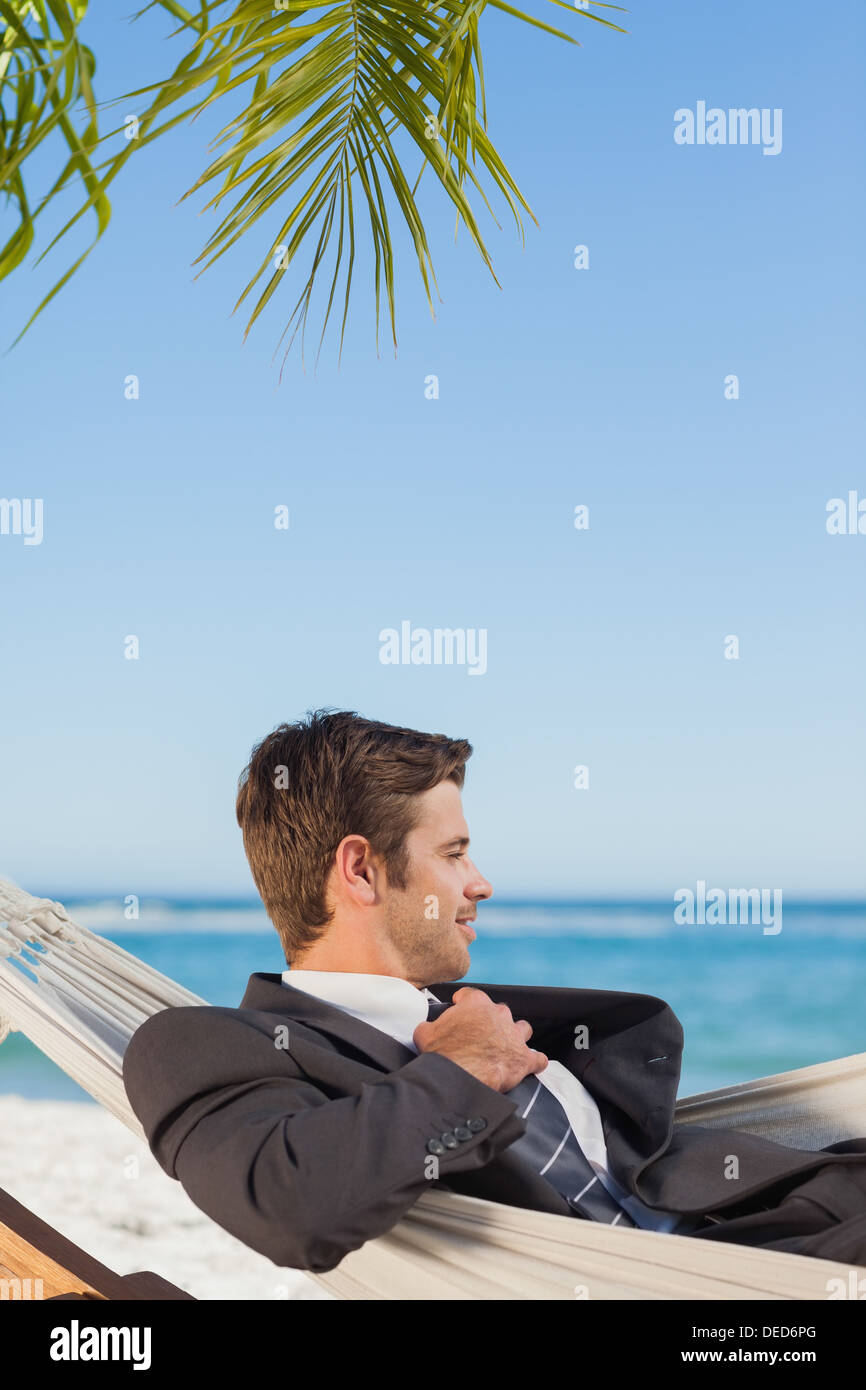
[1,898,864,1102]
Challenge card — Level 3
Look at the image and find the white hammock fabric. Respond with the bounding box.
[1,876,864,1300]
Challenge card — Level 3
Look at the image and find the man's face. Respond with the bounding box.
[380,779,493,987]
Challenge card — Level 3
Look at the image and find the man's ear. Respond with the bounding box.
[333,834,379,906]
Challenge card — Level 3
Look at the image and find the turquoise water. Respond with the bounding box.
[1,900,864,1102]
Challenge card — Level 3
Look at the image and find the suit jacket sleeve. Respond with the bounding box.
[122,1005,525,1273]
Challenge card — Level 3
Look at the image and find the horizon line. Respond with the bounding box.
[38,891,866,909]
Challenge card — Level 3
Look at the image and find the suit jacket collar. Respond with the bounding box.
[281,968,437,1054]
[241,972,422,1074]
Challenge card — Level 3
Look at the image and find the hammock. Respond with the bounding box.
[1,875,864,1300]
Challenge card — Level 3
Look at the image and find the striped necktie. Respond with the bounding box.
[425,1000,636,1226]
[504,1072,638,1225]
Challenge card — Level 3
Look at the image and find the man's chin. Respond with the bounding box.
[420,942,471,988]
[442,941,472,983]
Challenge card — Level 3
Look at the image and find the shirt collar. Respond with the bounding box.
[281,969,439,1053]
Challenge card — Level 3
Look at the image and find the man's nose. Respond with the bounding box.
[467,862,493,901]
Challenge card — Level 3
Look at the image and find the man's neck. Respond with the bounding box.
[290,943,421,986]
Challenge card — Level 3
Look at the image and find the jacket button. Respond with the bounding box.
[427,1138,446,1155]
[467,1117,487,1133]
[454,1125,472,1142]
[441,1131,459,1149]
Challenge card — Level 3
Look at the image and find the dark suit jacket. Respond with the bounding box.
[121,974,866,1272]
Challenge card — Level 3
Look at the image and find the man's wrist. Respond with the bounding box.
[419,1046,502,1092]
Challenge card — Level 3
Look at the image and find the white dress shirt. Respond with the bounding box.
[283,968,687,1233]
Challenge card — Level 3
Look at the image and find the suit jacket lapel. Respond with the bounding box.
[240,972,419,1075]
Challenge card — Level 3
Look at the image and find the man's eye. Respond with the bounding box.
[449,851,465,859]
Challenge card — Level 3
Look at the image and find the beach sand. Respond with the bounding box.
[0,1096,331,1300]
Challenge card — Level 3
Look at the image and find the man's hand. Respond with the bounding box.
[413,987,548,1093]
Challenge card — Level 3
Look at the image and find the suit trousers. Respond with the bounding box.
[685,1139,866,1264]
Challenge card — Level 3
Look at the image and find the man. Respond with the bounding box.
[122,711,866,1274]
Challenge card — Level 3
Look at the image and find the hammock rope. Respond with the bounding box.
[1,876,864,1300]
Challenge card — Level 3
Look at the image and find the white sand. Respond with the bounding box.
[0,1096,331,1301]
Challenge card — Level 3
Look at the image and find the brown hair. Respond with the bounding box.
[236,709,472,962]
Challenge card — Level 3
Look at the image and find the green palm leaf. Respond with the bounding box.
[1,0,627,366]
[119,0,626,371]
[0,0,208,344]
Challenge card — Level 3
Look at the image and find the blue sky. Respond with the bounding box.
[0,0,863,898]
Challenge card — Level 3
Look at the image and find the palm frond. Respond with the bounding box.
[104,0,626,372]
[0,0,209,346]
[1,0,627,366]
